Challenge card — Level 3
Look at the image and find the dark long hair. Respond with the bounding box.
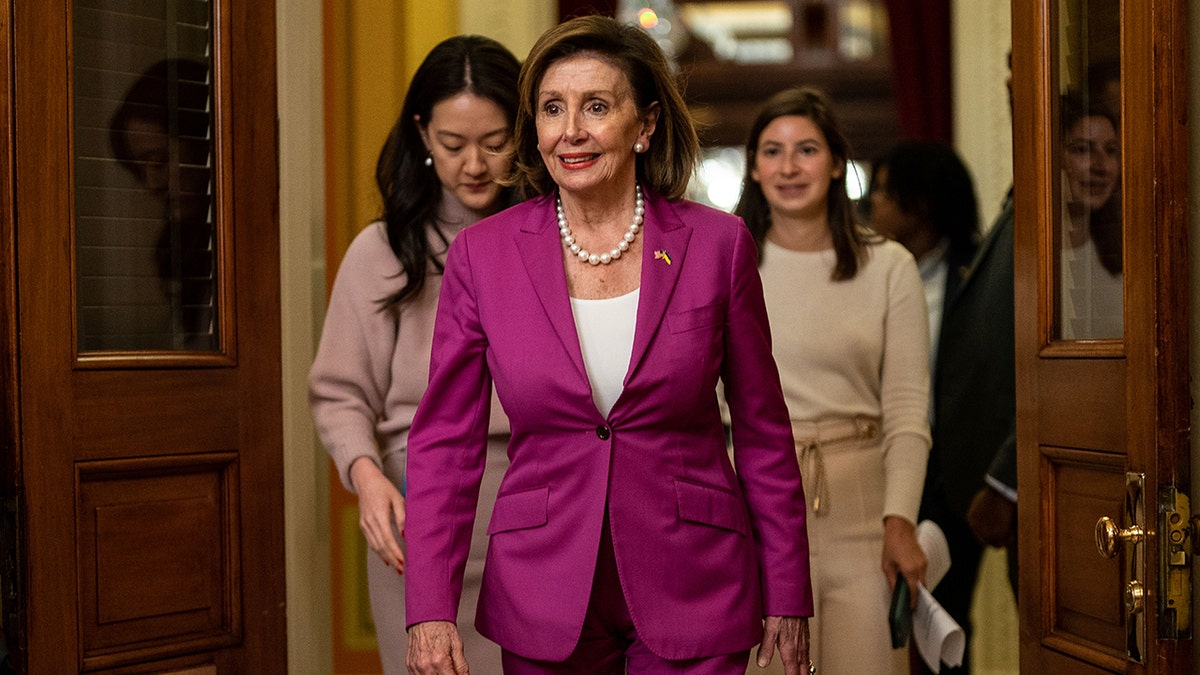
[867,140,980,262]
[734,87,871,280]
[511,15,699,199]
[375,35,520,308]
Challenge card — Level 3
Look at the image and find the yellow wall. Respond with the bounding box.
[325,0,458,272]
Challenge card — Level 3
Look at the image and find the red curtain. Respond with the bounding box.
[558,0,616,21]
[884,0,953,143]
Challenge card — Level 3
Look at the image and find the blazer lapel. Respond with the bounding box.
[515,195,589,383]
[626,194,692,383]
[954,192,1014,299]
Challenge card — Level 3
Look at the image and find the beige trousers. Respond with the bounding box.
[795,419,907,675]
[368,437,509,675]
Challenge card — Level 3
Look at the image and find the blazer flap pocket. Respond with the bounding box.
[674,478,748,535]
[668,303,723,333]
[487,485,549,535]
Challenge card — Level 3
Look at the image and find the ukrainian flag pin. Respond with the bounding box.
[654,250,672,265]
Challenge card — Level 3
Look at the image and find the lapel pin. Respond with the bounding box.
[654,250,672,265]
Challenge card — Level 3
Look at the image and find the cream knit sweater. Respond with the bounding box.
[759,238,931,524]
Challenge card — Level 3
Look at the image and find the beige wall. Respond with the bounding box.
[952,0,1013,230]
[278,0,332,673]
[459,0,556,60]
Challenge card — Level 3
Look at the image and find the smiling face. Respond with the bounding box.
[534,53,657,201]
[418,92,512,215]
[750,114,843,224]
[1062,114,1120,213]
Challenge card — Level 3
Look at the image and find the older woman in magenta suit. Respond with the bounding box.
[403,15,814,675]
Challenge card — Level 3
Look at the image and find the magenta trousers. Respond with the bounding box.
[499,510,751,675]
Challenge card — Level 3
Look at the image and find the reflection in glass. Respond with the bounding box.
[73,2,217,351]
[1055,1,1122,340]
[1059,93,1122,338]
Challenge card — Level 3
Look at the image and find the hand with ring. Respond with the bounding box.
[756,615,811,674]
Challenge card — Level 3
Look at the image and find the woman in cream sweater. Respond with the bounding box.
[735,87,931,675]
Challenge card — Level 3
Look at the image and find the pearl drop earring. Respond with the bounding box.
[424,153,433,167]
[633,142,644,153]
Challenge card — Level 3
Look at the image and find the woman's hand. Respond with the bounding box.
[349,456,406,571]
[407,621,469,675]
[882,515,927,608]
[757,616,812,674]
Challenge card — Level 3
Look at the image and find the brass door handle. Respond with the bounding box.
[1096,515,1143,558]
[1125,580,1145,615]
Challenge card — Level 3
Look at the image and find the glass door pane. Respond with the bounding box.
[1054,0,1122,340]
[73,0,217,351]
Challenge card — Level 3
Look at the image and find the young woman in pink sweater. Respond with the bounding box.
[308,35,519,675]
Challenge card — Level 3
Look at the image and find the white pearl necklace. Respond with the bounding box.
[557,185,644,265]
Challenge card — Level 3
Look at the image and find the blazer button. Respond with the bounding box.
[596,425,611,440]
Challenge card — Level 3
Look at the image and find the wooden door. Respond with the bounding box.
[1,1,286,672]
[1013,0,1190,672]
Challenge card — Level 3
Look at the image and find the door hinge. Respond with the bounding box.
[1160,485,1191,639]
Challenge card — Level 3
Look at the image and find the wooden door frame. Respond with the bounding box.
[1013,0,1191,670]
[5,0,286,671]
[0,0,23,661]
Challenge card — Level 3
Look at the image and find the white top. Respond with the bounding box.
[1061,236,1123,339]
[570,288,640,417]
[759,238,931,523]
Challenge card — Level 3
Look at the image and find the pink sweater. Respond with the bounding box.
[309,200,508,492]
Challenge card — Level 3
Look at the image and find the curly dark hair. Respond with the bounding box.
[866,140,980,263]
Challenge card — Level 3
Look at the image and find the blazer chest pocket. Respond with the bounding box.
[487,485,549,535]
[667,303,723,333]
[665,304,723,377]
[674,478,748,536]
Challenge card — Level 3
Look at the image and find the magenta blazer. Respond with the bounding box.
[404,190,813,662]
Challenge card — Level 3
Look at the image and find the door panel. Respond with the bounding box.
[1014,0,1191,672]
[77,454,241,670]
[7,1,285,672]
[1044,449,1124,656]
[1036,360,1124,450]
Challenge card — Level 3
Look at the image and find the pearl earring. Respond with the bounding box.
[424,153,433,167]
[634,142,644,153]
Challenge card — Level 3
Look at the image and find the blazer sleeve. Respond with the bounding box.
[403,233,494,628]
[722,224,814,617]
[986,426,1018,499]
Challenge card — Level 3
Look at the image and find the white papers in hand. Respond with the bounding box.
[912,584,965,673]
[916,519,952,591]
[910,520,964,672]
